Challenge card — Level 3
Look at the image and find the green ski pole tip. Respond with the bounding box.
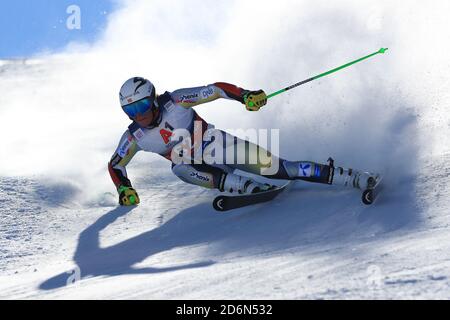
[379,48,389,54]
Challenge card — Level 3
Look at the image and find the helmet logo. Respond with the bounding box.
[133,77,147,94]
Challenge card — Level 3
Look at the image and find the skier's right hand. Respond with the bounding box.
[243,90,267,111]
[118,186,140,206]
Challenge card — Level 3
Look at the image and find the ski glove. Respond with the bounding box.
[243,90,267,111]
[118,185,140,206]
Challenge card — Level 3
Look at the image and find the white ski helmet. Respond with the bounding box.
[119,77,155,108]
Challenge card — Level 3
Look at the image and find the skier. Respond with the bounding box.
[109,77,379,206]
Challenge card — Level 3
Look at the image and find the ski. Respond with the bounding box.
[213,182,291,212]
[361,176,383,205]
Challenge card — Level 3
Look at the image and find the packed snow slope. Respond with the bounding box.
[1,0,450,299]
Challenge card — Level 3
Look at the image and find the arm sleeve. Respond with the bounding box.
[170,82,249,108]
[108,130,141,189]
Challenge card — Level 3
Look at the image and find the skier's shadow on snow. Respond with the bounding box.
[39,205,216,291]
[40,179,421,291]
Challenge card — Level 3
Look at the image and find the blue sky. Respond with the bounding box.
[0,0,117,59]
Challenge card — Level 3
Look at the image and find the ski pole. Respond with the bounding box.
[247,48,388,108]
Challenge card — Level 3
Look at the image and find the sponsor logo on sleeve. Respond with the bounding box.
[177,93,199,104]
[201,87,214,99]
[118,139,131,157]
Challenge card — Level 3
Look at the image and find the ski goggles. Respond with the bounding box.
[122,97,155,117]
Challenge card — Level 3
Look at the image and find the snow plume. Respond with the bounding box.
[0,0,449,205]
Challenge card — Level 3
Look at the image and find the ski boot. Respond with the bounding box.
[331,163,380,191]
[327,158,382,204]
[219,173,275,194]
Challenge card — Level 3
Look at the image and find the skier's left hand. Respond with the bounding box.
[118,186,140,206]
[244,90,267,111]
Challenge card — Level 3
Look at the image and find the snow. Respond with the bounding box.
[1,0,450,299]
[1,152,449,299]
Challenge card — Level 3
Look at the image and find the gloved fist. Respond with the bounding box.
[118,185,140,206]
[243,90,267,111]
